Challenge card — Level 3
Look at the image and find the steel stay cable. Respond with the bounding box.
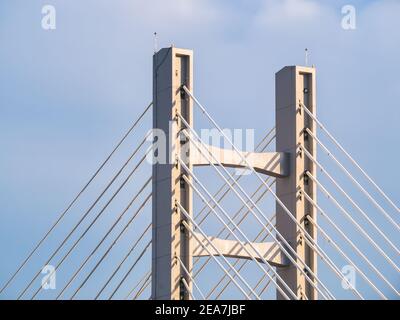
[29,152,150,300]
[195,129,276,229]
[301,144,400,256]
[109,240,152,300]
[305,128,399,231]
[258,276,275,297]
[183,130,359,299]
[180,89,353,299]
[56,177,151,299]
[180,160,307,300]
[96,223,152,300]
[72,194,152,299]
[181,125,330,299]
[211,216,276,299]
[18,134,150,300]
[300,103,400,213]
[180,117,320,275]
[302,189,398,296]
[194,127,276,222]
[179,125,335,300]
[305,213,387,299]
[194,179,275,279]
[178,208,258,300]
[194,175,275,277]
[124,271,151,300]
[192,131,276,275]
[176,255,206,300]
[305,171,400,274]
[252,270,274,297]
[182,173,295,300]
[0,102,152,295]
[65,125,273,300]
[181,278,196,300]
[133,273,152,300]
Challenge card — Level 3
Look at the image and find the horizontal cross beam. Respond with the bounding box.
[190,142,289,178]
[192,232,289,268]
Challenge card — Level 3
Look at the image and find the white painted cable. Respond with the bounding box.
[181,278,196,300]
[0,102,153,295]
[71,195,152,300]
[180,154,334,300]
[213,219,276,300]
[305,128,399,231]
[28,150,151,300]
[303,190,399,296]
[181,88,364,299]
[198,186,276,296]
[124,271,151,300]
[192,133,276,276]
[71,200,152,300]
[258,276,274,297]
[109,240,152,300]
[192,128,276,273]
[305,213,385,299]
[179,168,297,300]
[57,178,152,299]
[193,179,275,276]
[305,171,400,273]
[95,223,152,300]
[195,130,275,227]
[176,255,206,300]
[180,123,335,300]
[179,92,334,290]
[178,205,259,300]
[133,273,152,300]
[180,123,333,299]
[301,145,400,256]
[300,103,400,213]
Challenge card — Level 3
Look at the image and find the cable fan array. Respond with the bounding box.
[174,87,399,300]
[1,87,399,300]
[0,103,154,300]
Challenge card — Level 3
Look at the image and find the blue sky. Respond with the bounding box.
[0,0,399,299]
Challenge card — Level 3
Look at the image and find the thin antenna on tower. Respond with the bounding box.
[153,32,158,53]
[305,48,309,66]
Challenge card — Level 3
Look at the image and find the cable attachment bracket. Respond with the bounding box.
[303,128,309,141]
[180,85,186,100]
[179,220,186,233]
[303,171,310,185]
[179,276,186,300]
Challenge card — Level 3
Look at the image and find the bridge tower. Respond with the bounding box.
[151,47,318,300]
[275,66,318,300]
[151,47,193,300]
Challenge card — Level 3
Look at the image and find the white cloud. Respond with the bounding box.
[124,0,223,28]
[254,0,332,29]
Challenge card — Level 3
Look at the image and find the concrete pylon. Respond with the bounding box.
[275,66,317,300]
[151,47,193,300]
[151,47,317,300]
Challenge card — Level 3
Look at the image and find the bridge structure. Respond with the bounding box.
[1,47,399,300]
